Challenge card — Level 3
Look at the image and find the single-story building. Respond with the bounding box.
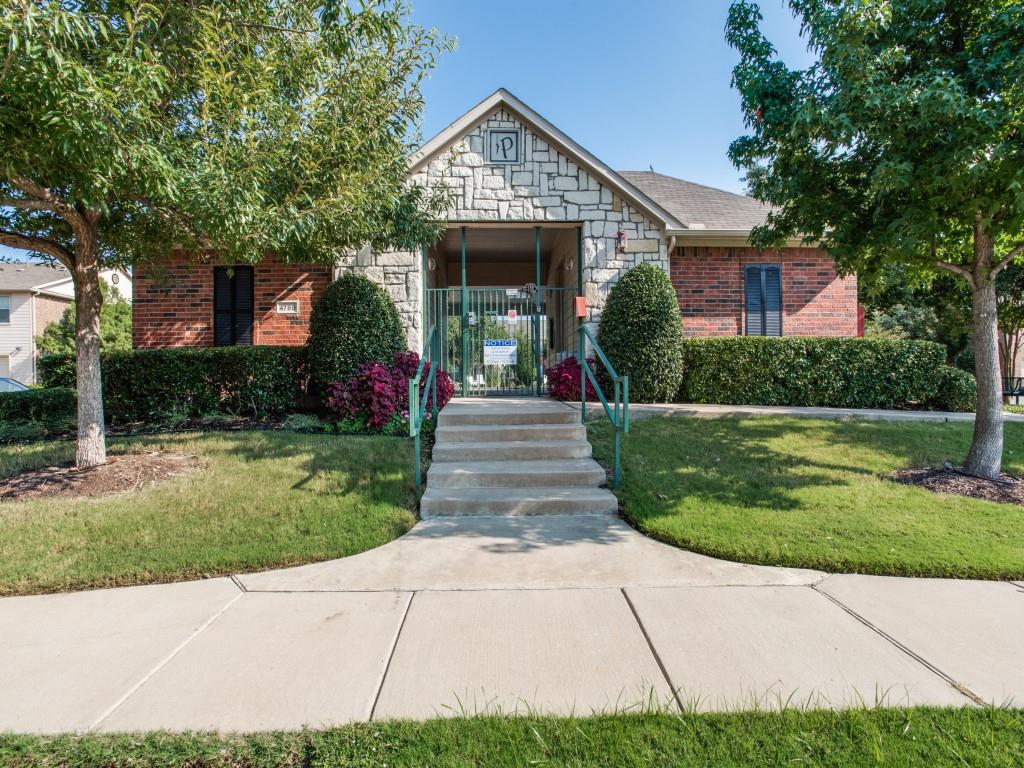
[133,89,858,395]
[0,262,130,385]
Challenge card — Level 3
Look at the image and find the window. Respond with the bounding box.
[744,265,782,336]
[0,295,9,324]
[213,266,254,346]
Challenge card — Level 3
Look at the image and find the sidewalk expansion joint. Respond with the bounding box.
[230,574,247,592]
[368,590,415,722]
[620,588,684,714]
[810,584,986,706]
[87,590,245,732]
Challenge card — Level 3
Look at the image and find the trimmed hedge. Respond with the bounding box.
[38,346,307,423]
[307,272,406,392]
[928,365,977,412]
[0,387,76,426]
[676,337,975,411]
[596,262,685,402]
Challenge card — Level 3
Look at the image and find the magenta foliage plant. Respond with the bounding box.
[326,351,454,432]
[547,355,598,401]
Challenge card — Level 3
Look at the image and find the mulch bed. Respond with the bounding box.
[891,467,1024,506]
[0,452,201,502]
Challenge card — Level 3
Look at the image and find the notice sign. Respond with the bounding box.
[483,338,517,365]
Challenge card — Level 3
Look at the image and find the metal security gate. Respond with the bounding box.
[426,286,573,396]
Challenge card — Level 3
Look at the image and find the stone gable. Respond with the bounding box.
[340,108,669,350]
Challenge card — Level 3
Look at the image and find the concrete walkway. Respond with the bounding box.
[568,401,1024,423]
[2,516,1021,733]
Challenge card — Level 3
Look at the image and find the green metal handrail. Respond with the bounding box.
[409,326,439,492]
[578,324,629,487]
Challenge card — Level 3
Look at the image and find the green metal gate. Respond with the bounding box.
[426,285,574,396]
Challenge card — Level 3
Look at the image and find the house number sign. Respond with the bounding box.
[488,129,520,164]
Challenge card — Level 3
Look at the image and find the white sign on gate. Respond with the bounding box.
[483,338,517,366]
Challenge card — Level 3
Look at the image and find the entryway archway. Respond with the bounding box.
[424,225,582,397]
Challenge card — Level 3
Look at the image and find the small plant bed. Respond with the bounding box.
[589,416,1024,580]
[892,467,1024,506]
[0,430,415,596]
[0,451,199,502]
[1,708,1020,767]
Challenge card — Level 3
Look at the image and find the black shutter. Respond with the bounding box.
[233,267,254,346]
[744,266,764,335]
[213,267,234,346]
[744,265,783,336]
[213,266,254,346]
[763,266,782,336]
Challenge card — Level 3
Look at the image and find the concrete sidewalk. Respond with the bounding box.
[1,516,1021,733]
[567,401,1024,423]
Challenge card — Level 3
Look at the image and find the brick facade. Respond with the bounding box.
[133,254,331,348]
[671,246,858,337]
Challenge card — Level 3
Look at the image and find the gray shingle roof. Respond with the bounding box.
[0,262,70,291]
[618,171,774,231]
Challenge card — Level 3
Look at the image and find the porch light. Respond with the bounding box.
[427,256,437,271]
[616,229,628,253]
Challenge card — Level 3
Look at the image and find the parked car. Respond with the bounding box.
[0,377,28,392]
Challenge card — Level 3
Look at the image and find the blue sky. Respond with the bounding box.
[411,0,814,192]
[1,1,812,262]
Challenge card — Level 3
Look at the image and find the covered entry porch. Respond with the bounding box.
[424,224,582,396]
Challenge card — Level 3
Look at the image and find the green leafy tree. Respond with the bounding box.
[36,280,131,357]
[726,0,1024,478]
[1,0,450,467]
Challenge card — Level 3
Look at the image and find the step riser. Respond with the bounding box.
[436,425,585,443]
[433,443,592,461]
[427,470,605,489]
[421,500,618,517]
[439,410,580,427]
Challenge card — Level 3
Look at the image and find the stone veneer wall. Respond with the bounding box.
[671,246,858,337]
[337,108,668,350]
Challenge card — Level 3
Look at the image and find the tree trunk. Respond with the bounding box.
[73,234,107,468]
[964,228,1003,479]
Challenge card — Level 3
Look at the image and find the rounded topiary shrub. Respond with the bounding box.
[595,262,684,403]
[307,272,405,392]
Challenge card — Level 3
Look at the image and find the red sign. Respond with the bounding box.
[507,309,518,321]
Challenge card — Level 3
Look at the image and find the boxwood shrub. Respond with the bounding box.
[676,337,974,411]
[307,272,406,393]
[595,262,684,402]
[0,387,76,426]
[38,346,307,423]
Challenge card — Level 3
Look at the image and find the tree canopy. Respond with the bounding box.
[726,0,1024,273]
[1,0,452,268]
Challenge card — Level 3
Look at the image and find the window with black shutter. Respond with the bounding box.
[744,264,782,336]
[213,266,254,346]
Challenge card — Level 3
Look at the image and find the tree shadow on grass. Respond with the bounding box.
[589,414,1013,522]
[592,417,860,515]
[122,429,415,507]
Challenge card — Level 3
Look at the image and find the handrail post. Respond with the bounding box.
[431,329,439,422]
[613,427,621,488]
[579,326,586,422]
[409,378,421,491]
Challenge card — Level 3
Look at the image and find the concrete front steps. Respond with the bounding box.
[421,397,618,518]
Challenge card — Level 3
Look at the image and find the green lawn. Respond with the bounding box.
[1,709,1020,767]
[0,431,416,596]
[590,416,1024,580]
